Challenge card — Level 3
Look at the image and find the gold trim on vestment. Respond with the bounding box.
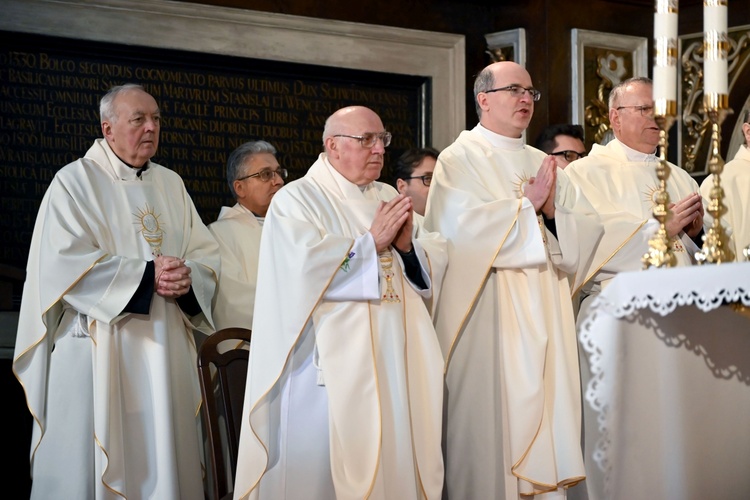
[14,254,109,466]
[243,241,356,497]
[95,433,127,498]
[572,219,649,298]
[398,274,430,498]
[443,198,523,374]
[364,301,384,499]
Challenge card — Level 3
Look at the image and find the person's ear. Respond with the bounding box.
[609,108,620,133]
[396,178,407,194]
[234,179,247,198]
[101,121,112,140]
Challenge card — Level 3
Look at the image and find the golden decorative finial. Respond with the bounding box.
[642,114,677,269]
[695,102,735,264]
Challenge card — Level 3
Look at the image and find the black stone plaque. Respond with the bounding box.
[0,30,430,275]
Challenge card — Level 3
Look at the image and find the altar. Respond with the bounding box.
[577,262,750,500]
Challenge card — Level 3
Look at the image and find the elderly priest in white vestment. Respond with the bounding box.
[424,61,603,499]
[233,105,448,500]
[209,140,286,330]
[13,83,220,500]
[565,76,703,500]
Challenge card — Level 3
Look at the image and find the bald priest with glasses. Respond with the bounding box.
[424,61,604,500]
[208,140,286,330]
[566,76,703,315]
[233,105,448,500]
[564,76,702,500]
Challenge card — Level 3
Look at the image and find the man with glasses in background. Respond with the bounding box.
[565,76,702,500]
[208,140,286,330]
[394,146,440,217]
[534,123,588,168]
[233,105,447,500]
[425,61,602,500]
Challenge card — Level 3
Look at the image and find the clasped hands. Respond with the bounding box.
[370,194,413,253]
[666,192,704,239]
[154,255,192,298]
[525,155,557,218]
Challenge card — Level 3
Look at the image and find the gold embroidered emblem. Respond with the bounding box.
[513,172,532,199]
[379,251,400,303]
[134,204,164,256]
[643,183,661,208]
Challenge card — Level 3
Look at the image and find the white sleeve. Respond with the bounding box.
[324,232,380,301]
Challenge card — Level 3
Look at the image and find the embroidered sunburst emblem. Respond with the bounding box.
[134,204,164,256]
[513,172,532,199]
[643,184,660,209]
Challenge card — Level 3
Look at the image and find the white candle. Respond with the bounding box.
[704,0,729,96]
[653,0,679,113]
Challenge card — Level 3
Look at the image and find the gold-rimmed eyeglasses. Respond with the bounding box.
[237,168,288,182]
[406,174,432,187]
[333,131,392,148]
[616,105,655,118]
[483,85,541,102]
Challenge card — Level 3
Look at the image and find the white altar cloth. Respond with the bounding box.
[578,262,750,500]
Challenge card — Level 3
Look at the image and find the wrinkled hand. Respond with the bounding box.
[525,156,557,217]
[370,194,411,253]
[154,255,192,298]
[665,192,703,238]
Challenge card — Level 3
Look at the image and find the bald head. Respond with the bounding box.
[322,106,388,186]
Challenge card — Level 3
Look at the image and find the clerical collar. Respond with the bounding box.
[113,151,150,177]
[474,124,525,150]
[619,140,659,163]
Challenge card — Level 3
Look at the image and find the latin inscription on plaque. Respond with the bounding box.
[0,31,429,272]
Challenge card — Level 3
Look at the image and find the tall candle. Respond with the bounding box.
[653,0,679,115]
[704,0,728,96]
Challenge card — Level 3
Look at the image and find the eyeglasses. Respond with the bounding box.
[483,85,541,102]
[551,150,587,162]
[616,105,655,118]
[406,174,432,187]
[333,131,392,148]
[237,168,288,182]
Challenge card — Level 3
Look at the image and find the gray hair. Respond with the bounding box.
[608,76,652,110]
[473,67,495,120]
[99,83,146,124]
[226,140,278,198]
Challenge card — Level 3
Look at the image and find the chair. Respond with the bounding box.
[197,327,252,500]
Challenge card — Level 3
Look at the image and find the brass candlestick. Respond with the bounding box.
[642,112,677,269]
[695,95,734,264]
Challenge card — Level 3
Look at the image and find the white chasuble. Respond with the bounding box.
[233,154,447,500]
[424,127,602,499]
[14,138,219,499]
[566,138,701,304]
[565,138,700,500]
[700,145,750,259]
[209,204,263,330]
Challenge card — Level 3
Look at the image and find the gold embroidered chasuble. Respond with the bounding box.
[233,154,447,500]
[566,138,700,301]
[14,138,219,499]
[425,127,602,499]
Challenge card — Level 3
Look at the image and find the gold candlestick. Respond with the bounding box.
[642,112,678,269]
[695,95,735,264]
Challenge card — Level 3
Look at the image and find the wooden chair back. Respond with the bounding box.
[197,327,252,500]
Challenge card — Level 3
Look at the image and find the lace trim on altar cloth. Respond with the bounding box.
[578,269,750,495]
